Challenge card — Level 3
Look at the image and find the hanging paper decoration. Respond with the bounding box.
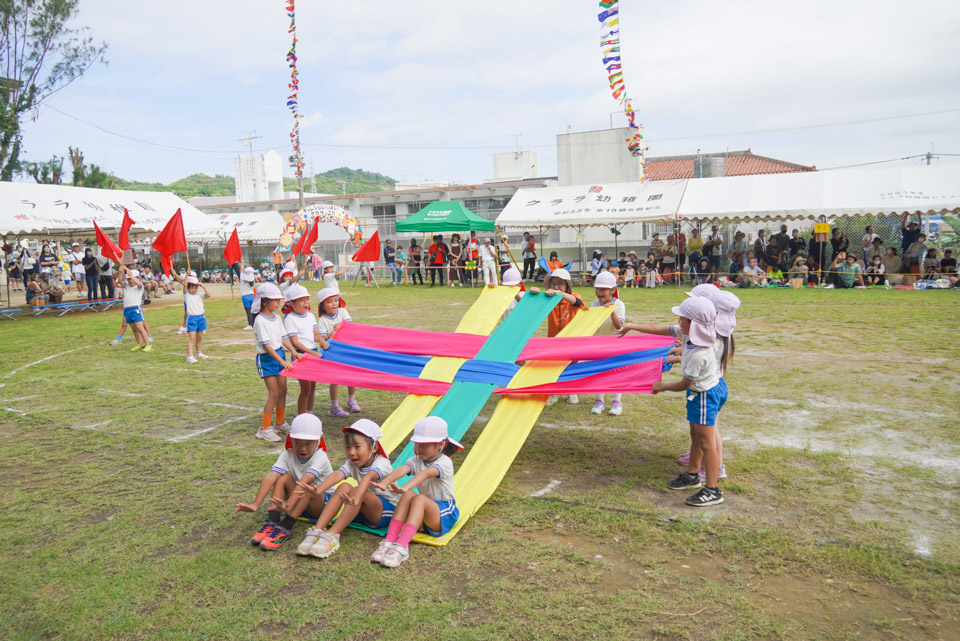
[598,1,649,181]
[285,0,304,180]
[275,204,364,253]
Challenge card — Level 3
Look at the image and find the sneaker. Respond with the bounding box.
[698,465,727,483]
[176,326,187,335]
[677,451,691,466]
[255,427,283,442]
[685,486,724,507]
[370,540,395,564]
[667,472,702,491]
[328,405,349,418]
[148,335,154,343]
[296,528,324,555]
[109,338,122,345]
[250,522,277,546]
[259,525,291,550]
[823,284,835,289]
[242,325,253,330]
[308,531,340,558]
[591,400,604,415]
[142,345,153,353]
[274,422,291,433]
[196,352,210,359]
[718,464,727,480]
[186,355,198,364]
[130,344,144,351]
[380,543,410,568]
[545,395,559,406]
[608,400,623,416]
[346,399,361,413]
[566,395,579,405]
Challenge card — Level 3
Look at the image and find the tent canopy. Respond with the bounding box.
[495,179,687,229]
[185,210,285,243]
[395,200,495,232]
[0,182,218,236]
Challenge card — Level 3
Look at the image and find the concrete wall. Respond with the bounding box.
[557,128,643,187]
[492,151,539,181]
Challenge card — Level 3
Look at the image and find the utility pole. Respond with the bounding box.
[336,178,346,195]
[309,160,317,194]
[238,131,261,155]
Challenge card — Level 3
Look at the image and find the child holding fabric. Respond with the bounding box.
[590,271,626,416]
[252,283,303,442]
[530,267,583,405]
[283,284,328,415]
[316,287,359,417]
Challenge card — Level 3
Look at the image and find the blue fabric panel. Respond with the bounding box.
[323,341,429,379]
[453,359,521,385]
[557,345,672,381]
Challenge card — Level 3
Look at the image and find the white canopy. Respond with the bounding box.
[677,164,960,222]
[0,182,219,235]
[186,211,285,243]
[496,179,687,229]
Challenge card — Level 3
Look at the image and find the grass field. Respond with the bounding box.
[1,283,958,641]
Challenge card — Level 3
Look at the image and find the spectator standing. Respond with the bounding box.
[862,225,880,253]
[448,233,464,287]
[427,234,448,286]
[520,232,537,281]
[96,251,116,299]
[829,229,849,263]
[904,233,927,277]
[808,233,827,268]
[772,225,790,256]
[6,253,22,293]
[81,248,99,301]
[687,228,704,267]
[68,242,85,296]
[649,233,664,263]
[479,237,498,286]
[728,231,748,276]
[39,243,58,272]
[407,240,423,285]
[661,237,676,283]
[704,226,723,273]
[590,250,607,276]
[900,214,920,257]
[383,239,399,286]
[672,226,687,276]
[753,230,769,262]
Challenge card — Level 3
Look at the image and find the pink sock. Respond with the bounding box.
[385,519,403,543]
[397,523,418,549]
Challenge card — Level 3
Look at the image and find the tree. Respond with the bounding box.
[68,144,83,185]
[0,1,107,180]
[28,153,61,183]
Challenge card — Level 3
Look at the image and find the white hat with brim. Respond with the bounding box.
[708,290,740,337]
[280,268,294,279]
[317,286,339,305]
[128,269,141,279]
[593,271,616,289]
[287,413,326,451]
[321,260,334,269]
[186,276,200,285]
[546,267,572,289]
[241,266,256,282]
[671,297,717,347]
[685,283,718,298]
[343,418,387,457]
[411,416,463,451]
[251,282,282,314]
[285,283,309,302]
[502,267,522,286]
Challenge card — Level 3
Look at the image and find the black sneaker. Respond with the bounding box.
[667,472,702,491]
[685,486,724,507]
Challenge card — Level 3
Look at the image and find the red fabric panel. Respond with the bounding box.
[520,334,675,360]
[332,322,487,357]
[493,359,663,395]
[152,209,187,256]
[222,228,242,266]
[282,352,451,395]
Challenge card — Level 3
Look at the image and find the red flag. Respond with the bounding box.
[151,209,187,256]
[119,209,135,250]
[161,255,173,277]
[300,218,318,256]
[291,223,310,255]
[223,228,242,266]
[351,230,381,262]
[93,221,123,262]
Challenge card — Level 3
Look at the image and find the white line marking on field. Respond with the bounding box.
[168,414,256,442]
[539,422,628,434]
[169,368,221,375]
[69,421,114,432]
[3,406,27,415]
[98,389,256,411]
[528,480,561,497]
[6,395,37,402]
[4,343,103,379]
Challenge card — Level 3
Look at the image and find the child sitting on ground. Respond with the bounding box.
[236,414,333,551]
[294,419,400,558]
[369,416,462,567]
[590,271,626,416]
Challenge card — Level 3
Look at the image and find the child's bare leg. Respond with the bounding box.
[263,376,281,415]
[329,384,339,405]
[716,426,723,466]
[687,422,703,472]
[329,490,383,536]
[305,382,316,413]
[391,490,415,523]
[312,483,348,531]
[297,379,312,414]
[405,494,442,533]
[691,423,718,487]
[195,331,203,354]
[276,377,287,410]
[187,332,196,357]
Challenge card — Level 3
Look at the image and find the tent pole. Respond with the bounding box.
[496,228,521,271]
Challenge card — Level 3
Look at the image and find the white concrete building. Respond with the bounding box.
[234,150,284,203]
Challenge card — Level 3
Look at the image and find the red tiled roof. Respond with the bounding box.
[647,149,816,181]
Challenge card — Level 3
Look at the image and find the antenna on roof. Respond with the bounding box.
[238,131,262,155]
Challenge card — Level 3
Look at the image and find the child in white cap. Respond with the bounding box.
[295,418,400,558]
[321,260,350,292]
[278,262,307,297]
[617,297,726,506]
[590,271,626,416]
[236,413,333,551]
[171,273,210,364]
[530,267,583,405]
[252,283,302,442]
[500,266,525,321]
[238,260,257,329]
[316,286,360,416]
[116,263,152,352]
[370,416,462,567]
[174,269,199,335]
[283,284,326,415]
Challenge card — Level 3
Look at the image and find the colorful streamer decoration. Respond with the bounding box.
[285,0,304,180]
[598,1,649,181]
[275,204,364,253]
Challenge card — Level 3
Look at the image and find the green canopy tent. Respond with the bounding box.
[395,201,495,232]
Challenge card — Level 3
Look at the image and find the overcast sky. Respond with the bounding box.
[20,0,960,186]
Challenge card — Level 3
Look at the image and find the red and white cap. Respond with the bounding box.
[286,413,326,451]
[343,418,387,457]
[251,282,282,314]
[708,290,740,337]
[671,297,717,347]
[411,416,462,451]
[186,275,200,285]
[280,268,295,279]
[684,283,720,298]
[316,286,339,305]
[284,284,309,302]
[593,271,617,289]
[502,267,522,286]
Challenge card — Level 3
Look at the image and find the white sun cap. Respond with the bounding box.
[251,282,282,314]
[593,271,617,289]
[186,276,200,285]
[685,283,719,298]
[502,267,522,286]
[241,266,256,282]
[289,413,323,441]
[343,418,387,457]
[546,268,572,288]
[708,290,740,337]
[321,260,334,269]
[316,287,339,304]
[411,416,463,451]
[284,283,309,302]
[671,297,717,347]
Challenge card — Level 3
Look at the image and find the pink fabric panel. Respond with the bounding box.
[282,354,452,395]
[331,322,486,358]
[493,359,663,395]
[519,334,675,361]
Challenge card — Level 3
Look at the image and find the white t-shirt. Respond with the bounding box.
[283,311,319,350]
[253,311,288,355]
[670,325,719,392]
[122,284,143,309]
[239,280,254,296]
[69,251,85,274]
[322,273,340,292]
[590,297,626,336]
[479,244,496,263]
[705,234,723,256]
[316,308,351,338]
[500,291,525,324]
[338,454,399,502]
[404,454,456,503]
[184,290,206,316]
[271,448,332,484]
[743,264,763,277]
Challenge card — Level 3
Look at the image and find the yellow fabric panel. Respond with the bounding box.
[413,306,611,546]
[379,286,519,455]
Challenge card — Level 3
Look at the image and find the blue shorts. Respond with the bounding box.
[686,378,728,426]
[186,314,206,332]
[423,500,459,537]
[353,494,396,529]
[123,306,144,324]
[256,348,286,378]
[241,294,254,309]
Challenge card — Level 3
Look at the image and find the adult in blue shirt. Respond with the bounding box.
[383,238,399,285]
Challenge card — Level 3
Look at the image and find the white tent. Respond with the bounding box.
[186,211,285,243]
[0,182,219,235]
[677,164,960,223]
[496,179,687,229]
